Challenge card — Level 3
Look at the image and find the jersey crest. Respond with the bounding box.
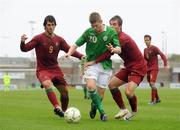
[55,42,59,47]
[103,36,108,41]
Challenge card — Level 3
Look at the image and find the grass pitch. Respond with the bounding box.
[0,88,180,130]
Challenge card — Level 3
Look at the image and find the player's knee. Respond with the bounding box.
[87,86,95,92]
[149,81,155,85]
[42,81,53,89]
[151,86,157,90]
[150,83,156,89]
[86,83,96,91]
[108,82,116,89]
[125,88,134,97]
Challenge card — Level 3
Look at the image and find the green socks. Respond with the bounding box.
[89,90,105,114]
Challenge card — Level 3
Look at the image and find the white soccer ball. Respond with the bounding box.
[64,107,81,123]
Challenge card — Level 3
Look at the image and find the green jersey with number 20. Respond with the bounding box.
[75,25,120,70]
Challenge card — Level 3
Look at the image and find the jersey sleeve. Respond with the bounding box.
[20,36,38,52]
[111,31,120,48]
[143,49,148,60]
[156,47,167,66]
[60,38,83,59]
[95,50,113,63]
[75,32,86,47]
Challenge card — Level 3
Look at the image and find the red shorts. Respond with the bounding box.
[36,67,67,86]
[147,70,158,83]
[115,68,145,85]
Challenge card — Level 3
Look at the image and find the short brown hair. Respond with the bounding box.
[110,15,123,26]
[89,12,102,24]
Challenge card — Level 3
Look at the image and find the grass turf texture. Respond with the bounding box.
[0,88,180,130]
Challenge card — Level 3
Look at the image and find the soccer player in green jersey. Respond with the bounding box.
[65,12,121,121]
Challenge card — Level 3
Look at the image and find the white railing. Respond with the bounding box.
[170,83,180,88]
[0,84,18,90]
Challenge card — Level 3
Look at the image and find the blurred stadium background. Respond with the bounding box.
[0,55,180,90]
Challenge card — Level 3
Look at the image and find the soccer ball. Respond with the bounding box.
[64,107,81,123]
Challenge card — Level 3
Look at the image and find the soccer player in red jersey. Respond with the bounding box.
[87,15,147,120]
[20,15,83,117]
[144,34,168,105]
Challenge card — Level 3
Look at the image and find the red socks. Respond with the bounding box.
[151,88,159,102]
[60,95,69,112]
[45,88,59,108]
[128,95,137,112]
[110,88,125,109]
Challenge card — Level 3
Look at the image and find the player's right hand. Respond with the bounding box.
[106,43,115,53]
[106,43,113,50]
[21,34,28,42]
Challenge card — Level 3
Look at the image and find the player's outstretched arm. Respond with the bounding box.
[84,50,114,69]
[156,47,167,67]
[95,50,113,64]
[64,44,78,58]
[20,34,37,52]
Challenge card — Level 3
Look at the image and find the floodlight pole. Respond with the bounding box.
[161,31,167,56]
[28,21,36,60]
